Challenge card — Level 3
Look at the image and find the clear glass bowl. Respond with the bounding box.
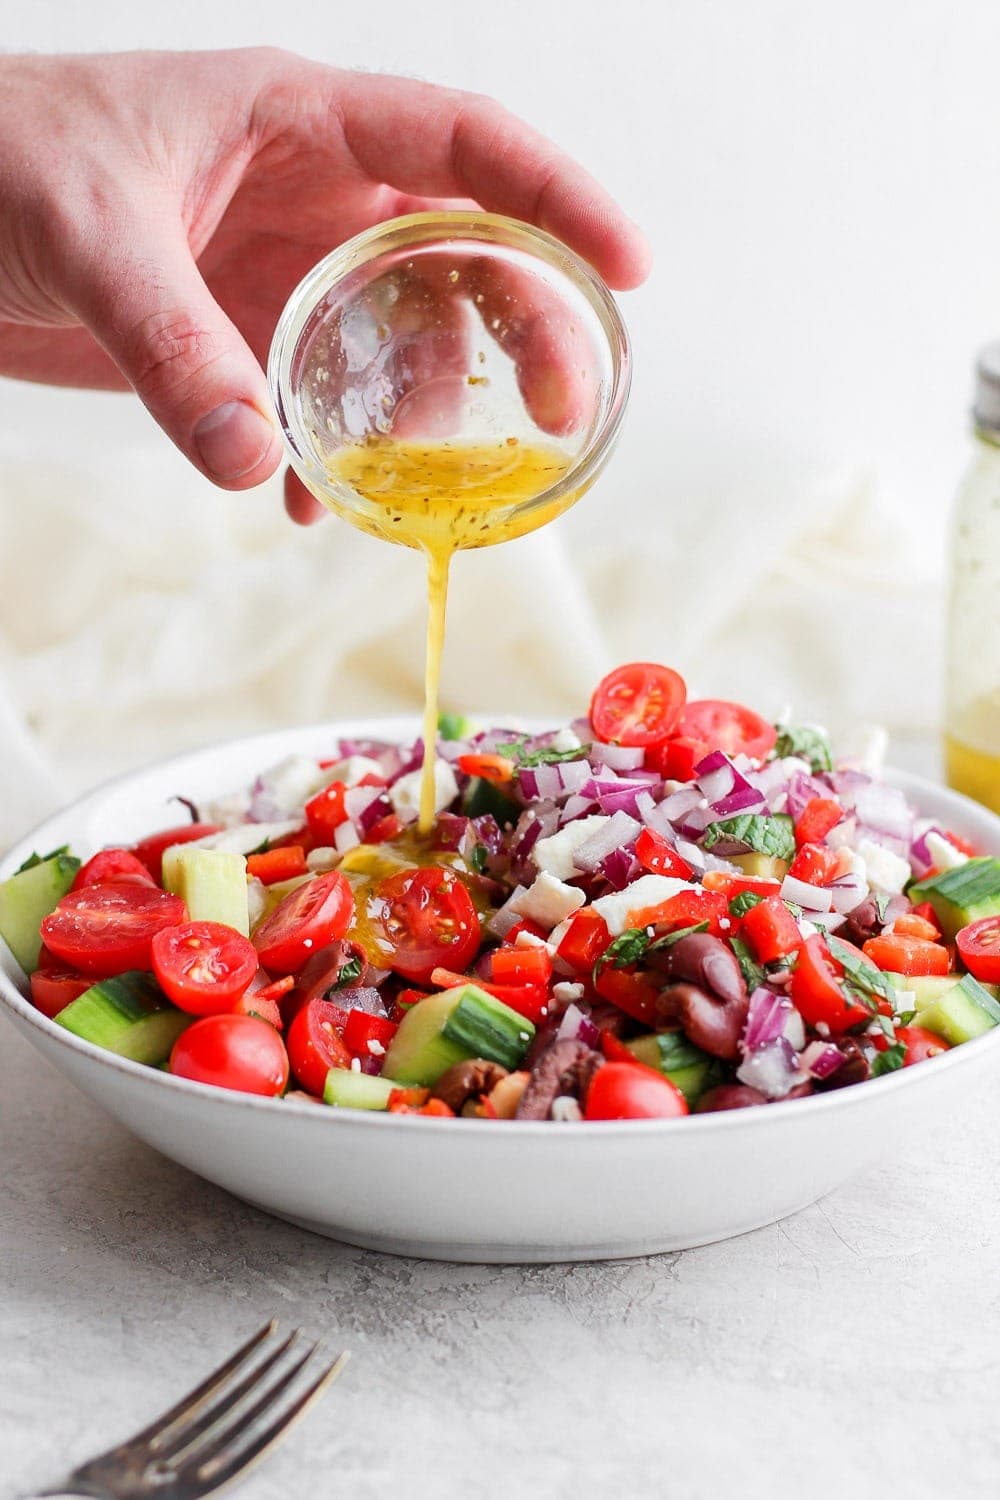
[267,212,631,548]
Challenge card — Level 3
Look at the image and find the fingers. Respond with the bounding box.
[321,70,652,290]
[284,467,327,525]
[69,215,283,489]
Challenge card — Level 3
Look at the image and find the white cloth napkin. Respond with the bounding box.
[0,434,940,850]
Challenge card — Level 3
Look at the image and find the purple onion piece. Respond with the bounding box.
[336,986,388,1017]
[736,1036,804,1099]
[742,986,794,1051]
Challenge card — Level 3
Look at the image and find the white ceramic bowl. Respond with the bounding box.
[2,719,999,1264]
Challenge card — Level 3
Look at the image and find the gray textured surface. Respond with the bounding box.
[4,734,1000,1500]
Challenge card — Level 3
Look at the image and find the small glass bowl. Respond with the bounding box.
[267,212,631,548]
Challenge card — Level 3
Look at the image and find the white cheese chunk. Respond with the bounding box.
[854,838,911,895]
[552,981,585,1003]
[532,816,610,880]
[510,872,586,930]
[321,754,385,787]
[925,831,970,872]
[591,875,693,936]
[389,759,459,818]
[550,727,583,753]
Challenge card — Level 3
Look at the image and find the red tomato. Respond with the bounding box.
[369,867,480,984]
[794,797,844,846]
[911,901,943,935]
[232,991,283,1028]
[556,908,612,973]
[252,872,354,975]
[590,663,687,747]
[286,997,353,1094]
[245,846,308,885]
[429,966,551,1024]
[169,1014,289,1096]
[790,935,870,1032]
[29,966,92,1018]
[592,966,662,1027]
[897,1024,951,1065]
[740,894,802,963]
[151,921,258,1016]
[304,782,348,843]
[862,934,950,978]
[343,1009,398,1056]
[40,884,188,978]
[644,736,707,782]
[675,700,777,762]
[366,813,404,845]
[788,843,840,887]
[249,974,295,1005]
[503,919,548,945]
[71,849,157,892]
[456,753,516,785]
[491,946,553,987]
[701,870,782,899]
[130,823,221,882]
[634,827,694,879]
[956,916,1000,984]
[583,1062,688,1119]
[629,887,729,937]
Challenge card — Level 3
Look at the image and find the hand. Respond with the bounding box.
[0,49,650,523]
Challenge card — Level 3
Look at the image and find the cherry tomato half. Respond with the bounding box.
[583,1062,689,1119]
[369,867,480,984]
[40,884,188,978]
[286,997,353,1095]
[676,700,778,763]
[151,921,259,1016]
[169,1014,289,1097]
[130,823,221,883]
[71,849,157,892]
[956,916,1000,984]
[590,663,687,747]
[29,965,92,1018]
[252,872,354,975]
[897,1024,951,1065]
[790,934,870,1032]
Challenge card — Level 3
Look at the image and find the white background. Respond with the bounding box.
[2,0,999,828]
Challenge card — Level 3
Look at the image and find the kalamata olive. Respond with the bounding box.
[653,933,747,1006]
[431,1059,508,1113]
[515,1039,604,1121]
[696,1084,768,1112]
[671,981,749,1060]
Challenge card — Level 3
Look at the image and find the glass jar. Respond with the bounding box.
[943,344,1000,812]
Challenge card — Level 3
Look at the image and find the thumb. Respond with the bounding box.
[75,224,282,488]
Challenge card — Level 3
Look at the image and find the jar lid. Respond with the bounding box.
[974,343,1000,433]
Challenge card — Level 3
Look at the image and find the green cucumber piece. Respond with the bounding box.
[910,857,1000,940]
[463,778,520,826]
[323,1068,403,1110]
[56,971,190,1064]
[441,986,535,1071]
[0,850,81,973]
[437,712,475,740]
[162,847,249,935]
[382,985,534,1085]
[625,1032,721,1105]
[884,972,1000,1008]
[915,973,1000,1046]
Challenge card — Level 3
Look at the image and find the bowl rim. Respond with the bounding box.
[3,716,1000,1140]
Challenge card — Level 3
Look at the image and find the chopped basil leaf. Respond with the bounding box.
[647,920,709,953]
[470,843,489,874]
[730,936,765,992]
[871,1041,906,1077]
[593,927,650,979]
[15,845,70,873]
[496,737,591,769]
[873,1012,897,1039]
[703,814,795,862]
[827,935,893,1002]
[729,891,763,917]
[874,892,892,923]
[331,956,363,990]
[895,1008,917,1026]
[774,724,833,774]
[653,1031,706,1070]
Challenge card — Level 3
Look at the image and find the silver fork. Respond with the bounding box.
[25,1321,349,1500]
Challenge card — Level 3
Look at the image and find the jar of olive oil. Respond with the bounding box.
[944,343,1000,812]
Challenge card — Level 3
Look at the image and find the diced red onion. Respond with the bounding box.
[357,1056,384,1076]
[736,1036,804,1098]
[599,846,639,890]
[333,821,360,854]
[743,986,794,1051]
[659,786,704,823]
[783,770,836,822]
[590,742,646,772]
[559,794,598,823]
[800,1040,845,1079]
[781,874,834,913]
[336,986,388,1017]
[573,812,641,873]
[712,785,769,819]
[344,785,384,823]
[488,885,528,938]
[910,824,945,878]
[357,793,394,835]
[829,871,868,915]
[555,1003,601,1048]
[556,761,593,797]
[855,784,914,842]
[434,812,471,852]
[518,764,567,802]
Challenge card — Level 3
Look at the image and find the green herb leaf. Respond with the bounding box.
[246,837,272,857]
[593,927,651,980]
[470,843,489,875]
[729,891,764,918]
[495,737,591,770]
[653,1032,707,1070]
[331,956,363,991]
[871,1041,906,1077]
[648,920,709,953]
[774,724,833,774]
[895,1008,917,1026]
[703,814,796,862]
[730,936,765,992]
[15,845,70,874]
[827,935,893,1002]
[874,892,892,923]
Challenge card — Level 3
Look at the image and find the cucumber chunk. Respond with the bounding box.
[884,972,1000,1008]
[463,779,520,827]
[915,973,1000,1046]
[382,984,534,1085]
[910,857,1000,940]
[56,971,190,1064]
[0,850,81,973]
[625,1032,721,1105]
[323,1068,403,1110]
[162,847,249,935]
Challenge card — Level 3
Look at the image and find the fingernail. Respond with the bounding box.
[194,400,275,480]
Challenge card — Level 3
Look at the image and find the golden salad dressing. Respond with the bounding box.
[944,734,1000,815]
[324,438,574,830]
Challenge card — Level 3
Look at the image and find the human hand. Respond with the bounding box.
[0,49,650,523]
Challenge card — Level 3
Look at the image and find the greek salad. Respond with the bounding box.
[3,662,1000,1122]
